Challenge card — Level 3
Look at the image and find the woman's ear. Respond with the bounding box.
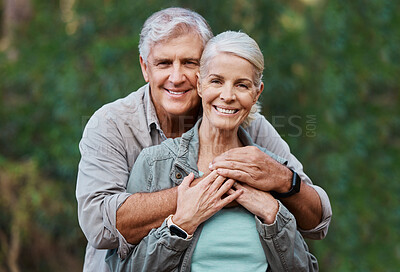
[196,73,202,98]
[254,82,264,103]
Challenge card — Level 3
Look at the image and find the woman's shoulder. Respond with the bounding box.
[139,137,181,163]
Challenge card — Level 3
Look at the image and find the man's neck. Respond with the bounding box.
[159,111,199,139]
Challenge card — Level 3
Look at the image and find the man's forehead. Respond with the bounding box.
[148,33,203,59]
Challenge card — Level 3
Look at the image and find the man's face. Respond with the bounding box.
[140,32,203,120]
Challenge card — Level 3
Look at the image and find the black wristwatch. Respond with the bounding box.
[271,168,301,198]
[167,215,193,240]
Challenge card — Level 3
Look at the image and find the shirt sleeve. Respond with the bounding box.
[76,109,132,250]
[247,114,332,239]
[105,218,192,272]
[255,202,319,271]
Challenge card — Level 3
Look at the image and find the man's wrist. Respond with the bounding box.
[271,168,301,198]
[275,166,293,193]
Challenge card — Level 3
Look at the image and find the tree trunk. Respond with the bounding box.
[1,0,33,60]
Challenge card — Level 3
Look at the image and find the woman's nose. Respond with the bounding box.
[220,85,236,102]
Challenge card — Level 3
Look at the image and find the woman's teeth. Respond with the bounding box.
[216,107,237,114]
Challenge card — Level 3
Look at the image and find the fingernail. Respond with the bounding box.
[209,162,213,169]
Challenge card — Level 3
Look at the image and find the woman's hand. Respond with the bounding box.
[172,171,243,234]
[228,182,279,225]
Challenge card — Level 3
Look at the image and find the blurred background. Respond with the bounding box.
[0,0,399,271]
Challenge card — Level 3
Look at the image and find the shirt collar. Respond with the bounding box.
[143,84,163,134]
[143,84,202,139]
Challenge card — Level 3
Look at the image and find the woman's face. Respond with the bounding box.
[198,53,263,131]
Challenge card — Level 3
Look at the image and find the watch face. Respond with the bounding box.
[170,225,187,239]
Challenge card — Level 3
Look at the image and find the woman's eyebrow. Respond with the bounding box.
[208,74,223,78]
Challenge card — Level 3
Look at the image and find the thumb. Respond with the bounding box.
[181,172,195,188]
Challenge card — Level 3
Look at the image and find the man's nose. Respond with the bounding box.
[169,64,185,85]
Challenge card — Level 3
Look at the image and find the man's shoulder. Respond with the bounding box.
[80,84,150,142]
[94,85,147,119]
[83,85,150,134]
[246,112,278,137]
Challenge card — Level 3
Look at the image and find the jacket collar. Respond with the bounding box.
[167,119,258,185]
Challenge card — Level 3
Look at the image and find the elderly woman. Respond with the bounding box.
[106,31,318,271]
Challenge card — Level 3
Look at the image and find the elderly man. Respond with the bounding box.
[76,7,331,271]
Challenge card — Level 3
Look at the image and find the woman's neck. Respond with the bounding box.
[197,119,243,173]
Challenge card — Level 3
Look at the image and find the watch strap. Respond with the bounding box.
[270,169,301,198]
[167,215,193,240]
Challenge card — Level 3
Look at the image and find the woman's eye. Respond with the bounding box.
[238,84,249,89]
[211,79,221,84]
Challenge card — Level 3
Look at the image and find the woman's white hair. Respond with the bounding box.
[199,31,264,127]
[139,7,213,63]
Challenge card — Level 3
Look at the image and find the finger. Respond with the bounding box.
[232,181,243,189]
[220,188,243,206]
[198,170,219,187]
[211,146,258,166]
[208,175,227,193]
[227,188,236,195]
[211,160,255,173]
[181,172,195,188]
[216,168,253,184]
[215,178,236,198]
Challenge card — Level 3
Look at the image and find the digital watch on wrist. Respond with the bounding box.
[167,215,193,240]
[271,168,301,198]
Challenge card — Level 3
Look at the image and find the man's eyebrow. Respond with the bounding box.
[183,58,200,63]
[152,58,170,63]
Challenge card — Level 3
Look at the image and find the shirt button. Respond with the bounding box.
[175,173,182,179]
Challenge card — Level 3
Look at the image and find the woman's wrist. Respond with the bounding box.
[259,199,279,225]
[171,213,198,235]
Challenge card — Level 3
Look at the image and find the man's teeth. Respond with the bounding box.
[216,107,237,114]
[168,90,187,95]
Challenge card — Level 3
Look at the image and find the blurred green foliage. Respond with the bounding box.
[0,0,399,271]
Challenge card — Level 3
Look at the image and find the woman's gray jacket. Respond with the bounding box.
[105,120,319,271]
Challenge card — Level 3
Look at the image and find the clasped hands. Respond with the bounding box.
[172,146,288,235]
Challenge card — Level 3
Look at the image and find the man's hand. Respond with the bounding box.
[210,146,323,231]
[209,146,292,193]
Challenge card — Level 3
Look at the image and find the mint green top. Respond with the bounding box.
[191,206,268,272]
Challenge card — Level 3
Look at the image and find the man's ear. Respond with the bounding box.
[139,56,149,83]
[254,82,264,103]
[196,73,202,98]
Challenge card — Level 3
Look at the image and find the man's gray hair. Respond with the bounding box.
[199,31,264,127]
[139,7,213,63]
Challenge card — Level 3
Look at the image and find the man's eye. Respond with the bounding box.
[185,61,198,66]
[156,61,170,66]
